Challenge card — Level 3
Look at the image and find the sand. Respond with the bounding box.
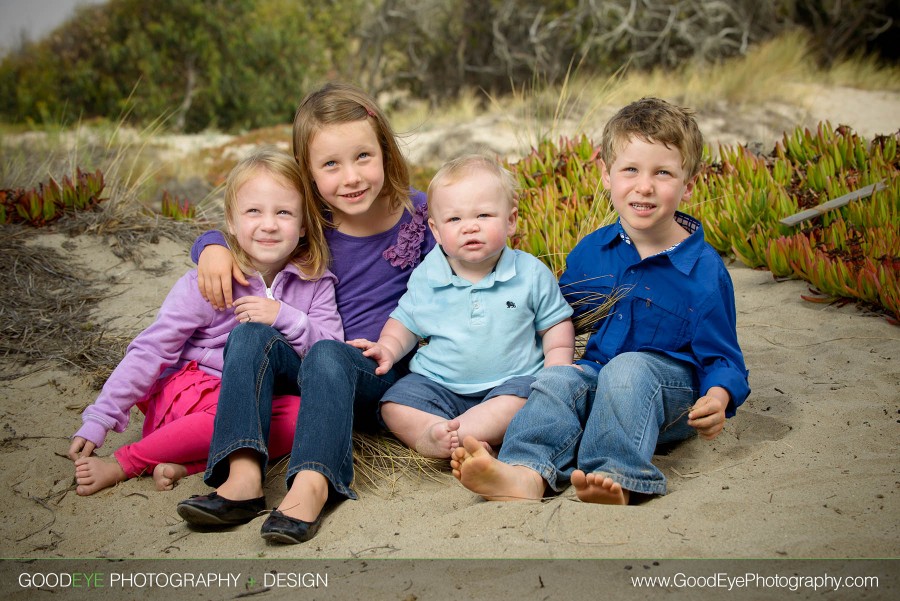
[0,87,898,600]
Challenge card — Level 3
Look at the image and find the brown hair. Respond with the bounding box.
[292,82,413,221]
[223,146,330,280]
[601,97,704,180]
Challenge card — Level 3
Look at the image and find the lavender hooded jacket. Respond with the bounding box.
[74,264,343,448]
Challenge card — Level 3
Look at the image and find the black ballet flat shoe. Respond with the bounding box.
[259,509,322,544]
[176,492,266,527]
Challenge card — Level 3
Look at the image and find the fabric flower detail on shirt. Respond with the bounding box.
[382,203,428,269]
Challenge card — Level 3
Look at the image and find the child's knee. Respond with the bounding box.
[379,401,421,426]
[599,353,652,389]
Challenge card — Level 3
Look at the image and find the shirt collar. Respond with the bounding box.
[605,212,706,275]
[424,245,516,288]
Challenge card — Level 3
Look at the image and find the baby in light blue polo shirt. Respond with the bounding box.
[348,155,574,458]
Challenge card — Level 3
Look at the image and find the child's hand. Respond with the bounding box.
[347,339,396,375]
[68,436,96,461]
[687,388,729,440]
[197,245,248,310]
[233,296,280,326]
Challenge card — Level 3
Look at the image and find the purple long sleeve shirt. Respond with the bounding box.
[75,264,343,448]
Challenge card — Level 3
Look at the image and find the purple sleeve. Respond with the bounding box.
[190,230,229,264]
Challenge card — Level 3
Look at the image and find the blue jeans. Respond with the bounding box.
[205,329,403,501]
[498,352,699,496]
[204,323,302,486]
[286,338,403,500]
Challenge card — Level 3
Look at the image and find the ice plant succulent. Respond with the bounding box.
[684,122,898,322]
[0,168,106,226]
[505,135,615,277]
[160,190,196,221]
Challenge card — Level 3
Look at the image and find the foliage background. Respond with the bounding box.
[1,0,897,132]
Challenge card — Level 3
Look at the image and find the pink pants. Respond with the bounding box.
[114,362,299,478]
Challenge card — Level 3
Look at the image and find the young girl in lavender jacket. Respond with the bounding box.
[68,148,342,495]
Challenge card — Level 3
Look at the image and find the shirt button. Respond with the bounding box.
[629,269,636,274]
[617,314,623,320]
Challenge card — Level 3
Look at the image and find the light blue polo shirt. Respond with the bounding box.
[390,246,573,394]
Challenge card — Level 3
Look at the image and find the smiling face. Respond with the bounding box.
[307,119,386,229]
[602,136,697,248]
[427,167,517,281]
[228,169,305,277]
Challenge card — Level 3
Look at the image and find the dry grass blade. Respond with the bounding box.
[350,431,447,496]
[0,226,130,386]
[263,432,447,497]
[564,277,632,358]
[57,202,206,269]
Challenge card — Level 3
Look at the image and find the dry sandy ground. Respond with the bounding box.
[0,87,898,600]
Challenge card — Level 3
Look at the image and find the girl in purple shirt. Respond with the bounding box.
[68,148,341,496]
[177,83,435,544]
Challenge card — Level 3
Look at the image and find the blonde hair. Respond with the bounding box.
[601,97,704,180]
[292,82,413,222]
[223,146,330,280]
[426,154,518,213]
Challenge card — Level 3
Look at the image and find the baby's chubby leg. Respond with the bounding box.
[570,470,630,505]
[455,394,526,447]
[381,402,459,458]
[74,456,127,495]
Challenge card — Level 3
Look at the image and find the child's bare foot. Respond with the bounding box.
[450,436,544,501]
[153,463,188,491]
[570,470,630,505]
[414,419,460,458]
[74,456,126,496]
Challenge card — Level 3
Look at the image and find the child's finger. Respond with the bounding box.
[197,274,211,303]
[346,339,370,349]
[207,276,226,310]
[219,274,234,309]
[688,413,723,436]
[232,264,249,287]
[80,440,96,457]
[687,396,715,419]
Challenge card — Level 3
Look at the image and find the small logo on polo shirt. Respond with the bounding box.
[506,301,517,309]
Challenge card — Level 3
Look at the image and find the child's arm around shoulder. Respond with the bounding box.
[192,230,249,311]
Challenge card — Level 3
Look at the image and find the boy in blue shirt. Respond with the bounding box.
[350,155,574,458]
[451,97,750,504]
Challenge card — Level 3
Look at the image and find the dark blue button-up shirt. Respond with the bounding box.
[560,212,750,416]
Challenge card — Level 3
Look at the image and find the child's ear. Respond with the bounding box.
[600,159,611,189]
[681,174,699,202]
[427,217,442,245]
[506,205,518,237]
